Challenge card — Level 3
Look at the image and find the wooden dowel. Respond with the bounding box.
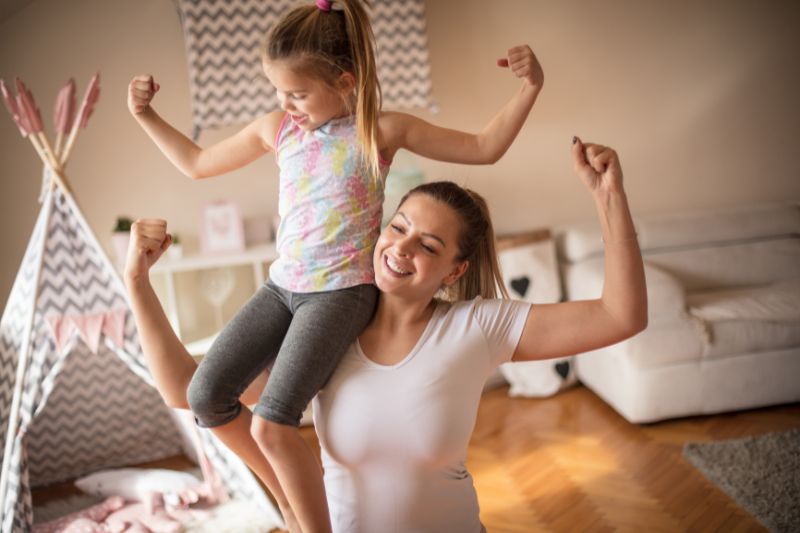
[54,131,64,159]
[29,135,70,193]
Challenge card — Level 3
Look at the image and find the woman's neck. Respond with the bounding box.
[370,293,437,332]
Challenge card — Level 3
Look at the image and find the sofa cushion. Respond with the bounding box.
[687,279,800,322]
[558,203,799,263]
[643,238,800,291]
[611,280,800,369]
[702,320,800,360]
[686,279,800,359]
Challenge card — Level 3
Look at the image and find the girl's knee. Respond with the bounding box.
[250,416,297,450]
[186,375,239,427]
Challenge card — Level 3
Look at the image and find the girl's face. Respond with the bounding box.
[374,194,469,300]
[264,59,353,131]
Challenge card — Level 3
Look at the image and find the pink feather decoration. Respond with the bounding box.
[54,78,77,134]
[0,79,28,136]
[0,79,18,116]
[15,78,43,133]
[77,72,101,129]
[14,95,33,136]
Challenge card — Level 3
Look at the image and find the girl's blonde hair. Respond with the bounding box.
[265,0,383,179]
[398,181,509,301]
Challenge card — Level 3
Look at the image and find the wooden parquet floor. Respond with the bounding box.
[301,384,800,533]
[31,385,800,532]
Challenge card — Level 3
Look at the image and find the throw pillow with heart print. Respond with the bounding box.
[496,230,577,397]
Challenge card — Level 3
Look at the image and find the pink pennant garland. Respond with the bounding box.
[102,308,127,349]
[46,310,127,354]
[71,313,105,354]
[45,315,75,353]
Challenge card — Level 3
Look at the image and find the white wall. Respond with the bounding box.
[2,0,799,314]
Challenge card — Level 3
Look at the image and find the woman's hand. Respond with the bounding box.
[124,219,171,284]
[571,137,624,195]
[497,45,544,90]
[127,75,160,115]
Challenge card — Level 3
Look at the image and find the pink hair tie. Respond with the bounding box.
[316,0,332,11]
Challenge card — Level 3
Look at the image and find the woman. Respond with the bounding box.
[123,137,646,533]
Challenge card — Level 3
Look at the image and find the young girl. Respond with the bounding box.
[128,1,543,531]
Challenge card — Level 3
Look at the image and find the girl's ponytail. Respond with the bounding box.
[338,0,382,181]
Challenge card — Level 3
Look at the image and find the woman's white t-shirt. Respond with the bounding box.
[313,297,532,533]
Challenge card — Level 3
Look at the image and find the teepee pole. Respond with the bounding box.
[0,187,55,511]
[28,134,71,193]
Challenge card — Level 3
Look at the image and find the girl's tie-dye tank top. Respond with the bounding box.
[269,114,390,293]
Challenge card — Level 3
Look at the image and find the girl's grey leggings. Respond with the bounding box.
[187,279,378,427]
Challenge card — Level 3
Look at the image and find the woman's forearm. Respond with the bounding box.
[595,189,648,334]
[125,275,198,408]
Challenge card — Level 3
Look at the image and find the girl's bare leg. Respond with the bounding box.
[252,419,331,533]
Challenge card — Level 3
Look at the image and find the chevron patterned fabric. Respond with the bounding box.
[177,0,436,139]
[0,186,279,532]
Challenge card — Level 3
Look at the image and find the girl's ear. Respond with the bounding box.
[337,71,357,94]
[442,260,469,286]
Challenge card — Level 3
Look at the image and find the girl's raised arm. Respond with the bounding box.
[128,75,283,180]
[378,45,543,164]
[512,138,648,362]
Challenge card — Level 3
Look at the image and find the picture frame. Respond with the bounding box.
[200,201,246,254]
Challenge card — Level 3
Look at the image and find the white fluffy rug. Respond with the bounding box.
[183,499,279,533]
[35,496,279,532]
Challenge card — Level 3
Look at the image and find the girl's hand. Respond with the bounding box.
[127,75,160,115]
[571,137,624,195]
[497,45,544,90]
[124,219,172,284]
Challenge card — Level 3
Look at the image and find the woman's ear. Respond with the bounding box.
[443,260,469,286]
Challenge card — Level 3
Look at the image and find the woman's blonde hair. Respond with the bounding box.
[398,181,509,301]
[264,0,383,179]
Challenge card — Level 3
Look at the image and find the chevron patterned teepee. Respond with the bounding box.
[0,78,282,532]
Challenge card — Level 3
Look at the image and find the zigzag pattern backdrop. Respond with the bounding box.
[177,0,436,138]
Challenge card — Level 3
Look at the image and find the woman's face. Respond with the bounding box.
[374,193,468,300]
[263,59,352,131]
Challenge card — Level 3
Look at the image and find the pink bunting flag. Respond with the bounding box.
[71,313,105,354]
[102,308,127,349]
[15,78,43,133]
[77,72,100,129]
[54,78,76,135]
[1,79,29,136]
[45,315,75,354]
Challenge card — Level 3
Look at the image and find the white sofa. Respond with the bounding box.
[558,203,800,423]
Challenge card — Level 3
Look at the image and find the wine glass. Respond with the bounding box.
[198,267,236,330]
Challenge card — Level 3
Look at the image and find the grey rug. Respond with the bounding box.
[683,428,800,532]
